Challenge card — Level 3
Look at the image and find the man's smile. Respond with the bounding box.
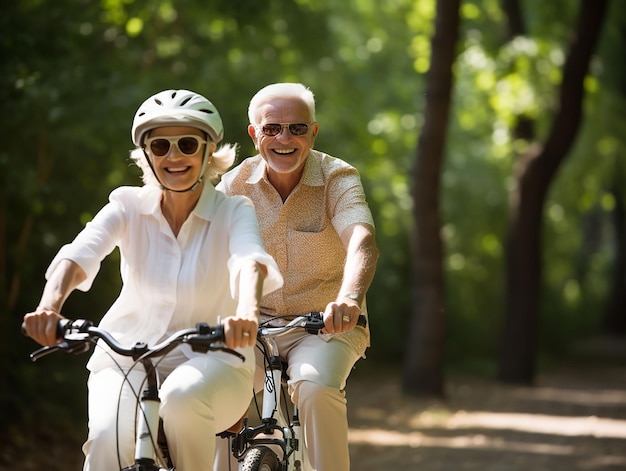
[273,148,296,155]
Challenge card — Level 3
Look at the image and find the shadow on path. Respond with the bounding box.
[347,338,626,470]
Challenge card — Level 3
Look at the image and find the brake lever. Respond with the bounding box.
[29,333,92,362]
[208,345,245,362]
[29,344,62,362]
[29,341,88,361]
[185,333,245,362]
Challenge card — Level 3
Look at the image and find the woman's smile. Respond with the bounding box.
[165,165,192,174]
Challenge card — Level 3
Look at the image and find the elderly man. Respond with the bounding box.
[216,82,378,471]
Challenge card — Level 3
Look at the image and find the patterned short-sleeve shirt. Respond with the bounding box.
[218,149,374,355]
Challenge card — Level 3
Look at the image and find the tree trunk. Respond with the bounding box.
[498,0,609,384]
[403,0,460,397]
[603,169,626,334]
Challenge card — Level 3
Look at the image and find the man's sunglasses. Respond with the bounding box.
[144,135,207,157]
[256,123,311,137]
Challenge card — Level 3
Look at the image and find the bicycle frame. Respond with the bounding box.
[259,334,311,471]
[231,312,365,471]
[247,333,310,470]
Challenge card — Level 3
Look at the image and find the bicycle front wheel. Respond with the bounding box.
[241,446,282,471]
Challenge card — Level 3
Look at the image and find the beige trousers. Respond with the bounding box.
[215,331,361,471]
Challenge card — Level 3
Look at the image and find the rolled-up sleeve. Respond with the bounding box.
[329,170,375,236]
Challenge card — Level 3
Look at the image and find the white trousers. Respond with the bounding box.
[214,331,361,471]
[83,354,252,471]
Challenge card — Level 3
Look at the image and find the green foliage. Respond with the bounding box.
[1,0,624,430]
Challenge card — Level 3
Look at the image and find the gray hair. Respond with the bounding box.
[130,142,238,186]
[248,83,316,125]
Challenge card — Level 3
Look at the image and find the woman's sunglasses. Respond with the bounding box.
[144,135,207,157]
[256,123,311,137]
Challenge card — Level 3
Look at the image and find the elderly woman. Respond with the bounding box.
[23,89,283,470]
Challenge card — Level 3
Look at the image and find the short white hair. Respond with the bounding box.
[248,83,316,124]
[130,142,238,187]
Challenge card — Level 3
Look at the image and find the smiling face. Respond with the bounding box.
[248,97,319,188]
[145,126,214,192]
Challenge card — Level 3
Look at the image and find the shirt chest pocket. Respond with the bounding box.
[286,226,345,281]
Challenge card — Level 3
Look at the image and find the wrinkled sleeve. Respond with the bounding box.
[329,168,375,236]
[45,194,126,292]
[226,195,283,299]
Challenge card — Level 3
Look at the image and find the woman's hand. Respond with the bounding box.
[23,308,65,347]
[226,259,265,349]
[24,259,86,346]
[222,316,258,349]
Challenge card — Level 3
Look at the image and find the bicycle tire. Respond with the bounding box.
[241,446,282,471]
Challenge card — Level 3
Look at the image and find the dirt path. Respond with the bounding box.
[3,340,626,470]
[347,345,626,470]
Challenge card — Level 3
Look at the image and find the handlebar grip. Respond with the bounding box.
[356,314,367,328]
[21,319,72,339]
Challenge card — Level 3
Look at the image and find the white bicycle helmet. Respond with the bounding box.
[132,89,224,146]
[131,89,224,192]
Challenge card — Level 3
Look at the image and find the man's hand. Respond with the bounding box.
[322,298,361,334]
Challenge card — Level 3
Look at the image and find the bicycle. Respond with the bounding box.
[229,311,366,471]
[24,318,244,471]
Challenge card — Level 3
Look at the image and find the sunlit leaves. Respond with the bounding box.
[125,17,143,37]
[410,35,432,73]
[406,0,436,33]
[101,0,132,25]
[155,35,183,57]
[405,0,435,73]
[156,1,177,22]
[197,18,235,41]
[461,3,482,20]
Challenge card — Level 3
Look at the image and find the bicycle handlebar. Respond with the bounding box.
[24,312,367,362]
[258,312,367,338]
[25,319,242,363]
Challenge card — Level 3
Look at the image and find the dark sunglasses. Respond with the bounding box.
[256,123,311,137]
[144,135,207,157]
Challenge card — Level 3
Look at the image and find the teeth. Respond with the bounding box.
[167,167,188,172]
[274,148,295,154]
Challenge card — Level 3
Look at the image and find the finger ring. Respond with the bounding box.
[342,315,350,323]
[243,332,250,337]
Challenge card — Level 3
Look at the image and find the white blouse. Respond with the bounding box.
[46,182,283,372]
